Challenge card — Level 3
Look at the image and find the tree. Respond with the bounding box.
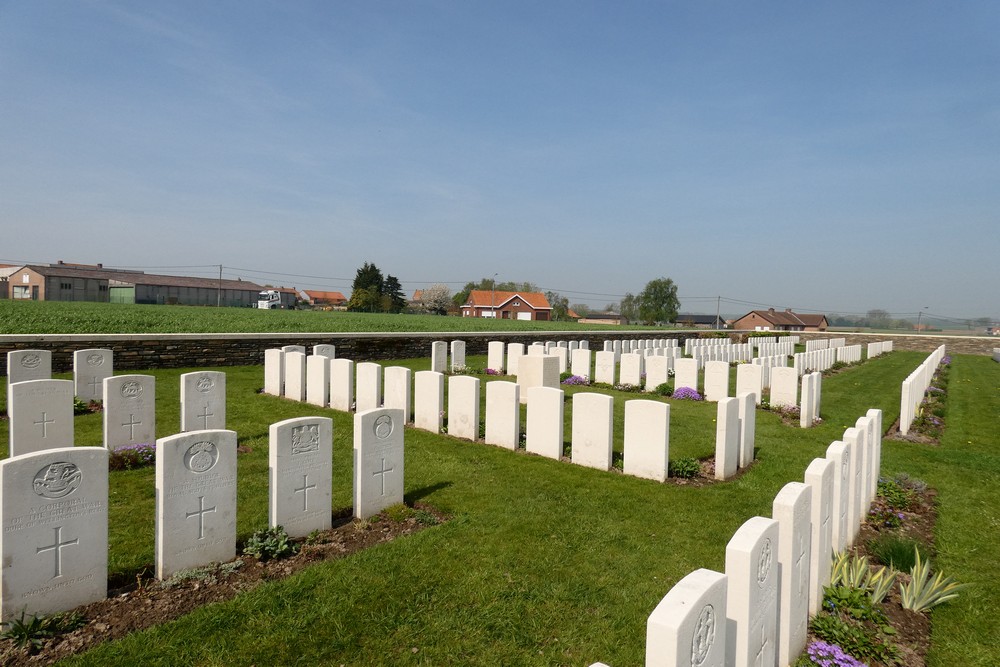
[347,262,406,313]
[618,293,639,322]
[866,309,891,329]
[382,275,407,313]
[545,291,570,321]
[420,283,453,315]
[570,303,591,317]
[637,277,680,325]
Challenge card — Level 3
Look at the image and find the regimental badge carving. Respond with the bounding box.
[33,462,82,499]
[86,353,105,367]
[373,415,393,440]
[757,537,773,585]
[196,375,214,393]
[21,353,41,369]
[120,380,143,399]
[691,604,715,666]
[291,424,321,455]
[184,441,219,473]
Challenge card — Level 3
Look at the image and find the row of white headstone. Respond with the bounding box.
[6,349,115,407]
[867,340,893,358]
[6,368,229,458]
[586,409,884,667]
[0,406,405,624]
[804,338,847,352]
[899,345,947,435]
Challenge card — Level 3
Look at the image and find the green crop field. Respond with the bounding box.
[0,300,664,335]
[0,351,996,665]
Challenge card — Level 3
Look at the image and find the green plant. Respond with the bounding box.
[830,552,872,590]
[866,534,927,571]
[900,549,969,612]
[651,382,672,396]
[0,610,85,651]
[868,566,898,604]
[668,457,700,479]
[823,585,886,622]
[243,526,298,562]
[877,478,915,510]
[73,397,90,415]
[809,614,900,664]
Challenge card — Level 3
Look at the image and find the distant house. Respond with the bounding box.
[303,290,347,308]
[577,312,628,326]
[675,313,723,329]
[732,308,829,332]
[460,290,552,321]
[5,261,267,307]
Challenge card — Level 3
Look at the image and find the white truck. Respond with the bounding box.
[257,290,282,309]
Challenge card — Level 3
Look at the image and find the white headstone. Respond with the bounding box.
[155,429,238,579]
[856,416,874,511]
[799,372,816,427]
[284,351,307,401]
[506,343,525,375]
[328,358,355,412]
[263,348,283,396]
[571,348,592,380]
[737,391,756,469]
[646,568,728,667]
[517,355,559,405]
[735,364,762,405]
[180,371,226,432]
[6,349,52,393]
[305,355,330,407]
[413,370,444,433]
[355,362,383,413]
[353,408,405,520]
[619,353,644,387]
[485,381,520,449]
[8,379,75,458]
[312,344,336,358]
[866,408,883,499]
[804,457,834,616]
[825,440,851,552]
[644,355,670,393]
[450,340,467,371]
[0,447,108,622]
[447,376,480,440]
[769,367,797,408]
[103,375,156,450]
[73,348,113,403]
[269,416,333,538]
[622,399,669,482]
[725,516,779,667]
[525,386,564,460]
[773,482,812,667]
[593,351,617,385]
[674,358,700,393]
[281,345,306,354]
[703,360,729,402]
[843,427,865,538]
[487,341,505,374]
[383,366,412,423]
[431,341,447,373]
[714,397,740,480]
[550,346,569,373]
[570,393,613,470]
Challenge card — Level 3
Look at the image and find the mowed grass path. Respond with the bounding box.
[0,352,996,665]
[0,300,656,335]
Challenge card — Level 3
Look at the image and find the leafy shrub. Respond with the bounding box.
[669,457,700,479]
[109,443,156,471]
[0,610,85,652]
[877,478,915,510]
[868,505,905,529]
[651,382,672,396]
[809,614,900,665]
[243,526,298,562]
[823,585,886,623]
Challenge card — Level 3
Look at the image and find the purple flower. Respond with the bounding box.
[561,375,590,386]
[485,368,502,376]
[672,387,703,401]
[805,640,866,667]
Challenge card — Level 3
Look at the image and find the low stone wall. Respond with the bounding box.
[2,329,994,376]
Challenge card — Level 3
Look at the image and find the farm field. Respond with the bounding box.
[0,300,661,335]
[0,351,997,665]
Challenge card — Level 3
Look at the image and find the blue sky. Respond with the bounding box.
[1,1,997,320]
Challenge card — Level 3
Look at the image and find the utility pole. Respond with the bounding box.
[491,273,498,319]
[716,295,721,329]
[217,265,223,307]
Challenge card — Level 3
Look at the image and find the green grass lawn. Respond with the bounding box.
[0,300,672,335]
[1,351,996,665]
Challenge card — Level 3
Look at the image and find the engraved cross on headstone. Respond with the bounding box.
[753,621,769,667]
[185,495,217,540]
[372,458,394,496]
[196,405,214,430]
[294,474,317,512]
[88,376,102,397]
[122,414,142,441]
[795,531,808,595]
[37,525,79,578]
[34,411,55,438]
